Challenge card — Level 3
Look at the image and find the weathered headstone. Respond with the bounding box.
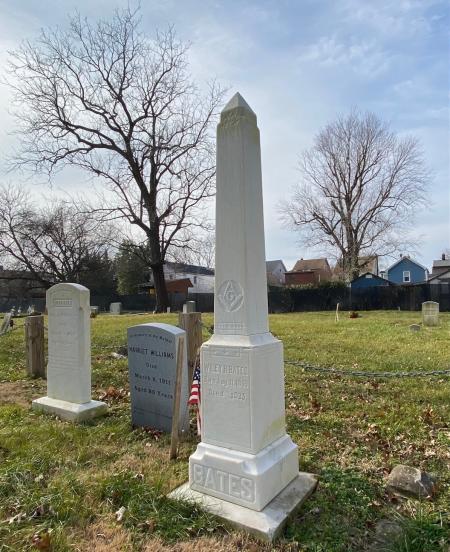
[183,301,196,313]
[0,312,12,336]
[422,301,439,327]
[32,283,107,422]
[409,324,421,332]
[90,306,99,318]
[170,94,317,541]
[127,323,189,433]
[110,302,122,314]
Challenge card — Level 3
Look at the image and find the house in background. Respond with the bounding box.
[429,253,450,285]
[333,255,379,280]
[358,256,379,276]
[386,255,428,284]
[430,253,450,279]
[285,258,332,286]
[163,262,214,294]
[266,260,287,287]
[140,277,193,296]
[142,262,214,294]
[350,272,392,289]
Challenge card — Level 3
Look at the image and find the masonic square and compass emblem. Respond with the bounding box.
[217,280,244,312]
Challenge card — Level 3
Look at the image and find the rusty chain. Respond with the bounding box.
[285,360,450,378]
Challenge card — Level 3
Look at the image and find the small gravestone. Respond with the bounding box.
[32,283,107,422]
[127,323,189,433]
[422,301,439,327]
[0,312,12,335]
[110,302,122,314]
[183,301,196,313]
[90,306,99,318]
[409,324,421,332]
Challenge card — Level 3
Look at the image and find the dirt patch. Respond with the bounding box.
[0,380,44,408]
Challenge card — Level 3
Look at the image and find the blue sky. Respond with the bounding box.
[0,0,448,270]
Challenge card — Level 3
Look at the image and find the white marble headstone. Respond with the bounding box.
[32,283,106,422]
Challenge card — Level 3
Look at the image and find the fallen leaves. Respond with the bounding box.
[31,530,52,550]
[141,427,163,440]
[98,386,128,401]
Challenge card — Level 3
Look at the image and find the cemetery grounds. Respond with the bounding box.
[0,311,448,551]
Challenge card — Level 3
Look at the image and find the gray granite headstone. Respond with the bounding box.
[127,323,189,432]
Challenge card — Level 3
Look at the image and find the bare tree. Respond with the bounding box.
[167,229,215,268]
[280,111,428,280]
[0,184,112,288]
[7,7,223,311]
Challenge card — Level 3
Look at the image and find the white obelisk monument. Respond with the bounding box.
[171,94,316,540]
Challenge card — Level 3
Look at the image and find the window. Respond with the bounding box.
[366,274,373,279]
[403,271,411,283]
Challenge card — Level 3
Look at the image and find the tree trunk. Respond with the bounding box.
[152,262,169,312]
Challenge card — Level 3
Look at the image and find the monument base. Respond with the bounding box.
[32,397,107,422]
[169,472,317,542]
[189,434,299,511]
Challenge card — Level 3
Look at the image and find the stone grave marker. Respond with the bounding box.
[0,312,12,336]
[127,323,189,433]
[422,301,439,327]
[110,302,122,314]
[183,301,196,313]
[169,94,317,541]
[32,283,107,422]
[90,306,99,318]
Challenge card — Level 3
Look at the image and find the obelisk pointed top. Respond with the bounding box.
[222,92,256,115]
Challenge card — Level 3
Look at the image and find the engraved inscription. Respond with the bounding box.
[217,280,244,312]
[203,361,249,402]
[192,464,255,502]
[53,298,73,307]
[215,322,245,334]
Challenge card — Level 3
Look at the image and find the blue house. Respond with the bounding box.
[386,256,428,284]
[350,272,392,289]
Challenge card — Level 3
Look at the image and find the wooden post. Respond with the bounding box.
[25,315,45,378]
[178,311,202,385]
[170,336,185,460]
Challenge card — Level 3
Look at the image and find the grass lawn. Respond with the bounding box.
[0,311,449,551]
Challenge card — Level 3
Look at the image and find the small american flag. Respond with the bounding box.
[188,352,201,435]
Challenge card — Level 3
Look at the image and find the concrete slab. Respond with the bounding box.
[168,472,317,542]
[32,396,107,422]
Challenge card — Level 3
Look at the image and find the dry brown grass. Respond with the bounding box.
[74,520,133,551]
